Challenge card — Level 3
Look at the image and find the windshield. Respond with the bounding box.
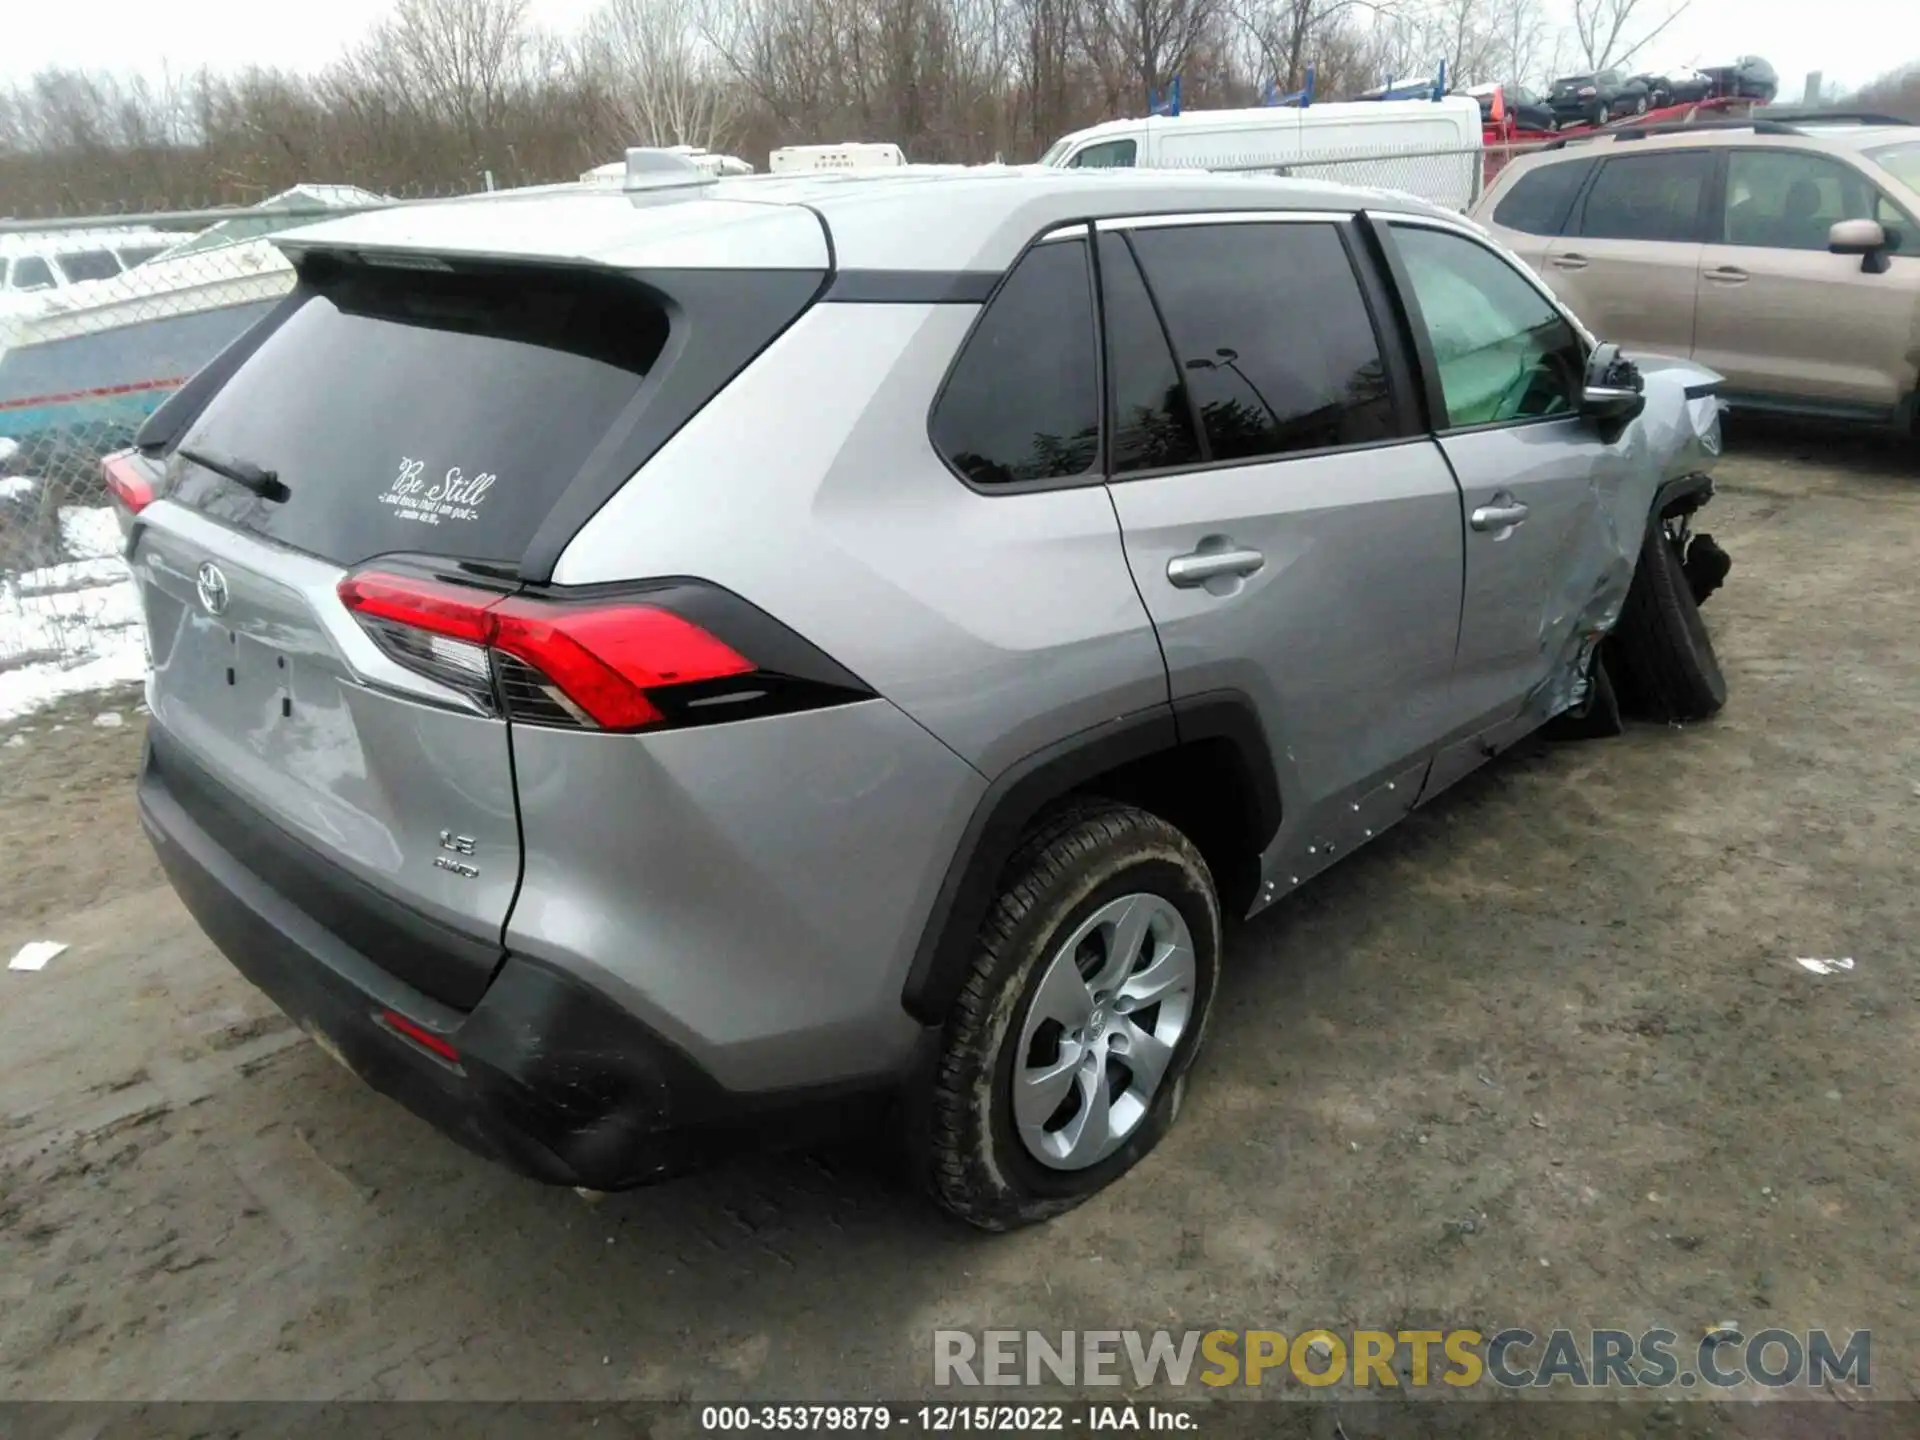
[1039,139,1071,166]
[1868,142,1920,193]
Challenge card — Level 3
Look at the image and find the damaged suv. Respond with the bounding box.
[110,156,1729,1229]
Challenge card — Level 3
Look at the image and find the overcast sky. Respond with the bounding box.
[0,0,1906,97]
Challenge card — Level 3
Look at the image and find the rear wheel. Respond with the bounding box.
[915,802,1221,1231]
[1610,515,1728,722]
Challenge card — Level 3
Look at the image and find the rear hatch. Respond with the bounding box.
[132,247,819,1009]
[1550,77,1595,105]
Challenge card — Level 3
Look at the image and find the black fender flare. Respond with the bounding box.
[900,693,1282,1025]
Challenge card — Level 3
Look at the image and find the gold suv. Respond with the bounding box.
[1473,113,1919,430]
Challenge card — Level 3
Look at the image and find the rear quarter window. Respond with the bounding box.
[930,237,1101,487]
[1491,158,1594,236]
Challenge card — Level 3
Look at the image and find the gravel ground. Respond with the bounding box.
[1,421,1915,1420]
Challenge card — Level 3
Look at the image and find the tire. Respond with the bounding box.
[1633,94,1649,114]
[1590,102,1607,126]
[1610,518,1728,723]
[914,801,1221,1231]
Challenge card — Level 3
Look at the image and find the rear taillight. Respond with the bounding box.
[102,450,155,513]
[338,569,863,732]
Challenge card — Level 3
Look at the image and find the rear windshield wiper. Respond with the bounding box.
[179,446,290,504]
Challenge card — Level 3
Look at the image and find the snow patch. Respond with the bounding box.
[0,642,147,722]
[59,505,123,560]
[16,557,128,595]
[1,506,146,722]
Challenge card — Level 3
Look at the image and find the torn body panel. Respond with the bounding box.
[1529,354,1726,722]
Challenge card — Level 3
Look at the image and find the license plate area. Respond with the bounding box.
[172,613,296,729]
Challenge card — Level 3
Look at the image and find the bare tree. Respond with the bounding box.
[7,0,1712,211]
[1074,0,1223,113]
[1233,0,1381,95]
[353,0,534,150]
[585,0,740,149]
[1571,0,1687,72]
[1853,61,1920,120]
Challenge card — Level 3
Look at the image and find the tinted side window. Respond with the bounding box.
[1097,233,1202,474]
[931,238,1100,487]
[57,249,123,283]
[1576,151,1712,242]
[1722,150,1882,251]
[1492,159,1594,236]
[1390,223,1585,428]
[1127,222,1396,463]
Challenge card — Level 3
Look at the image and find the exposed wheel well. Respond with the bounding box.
[1061,737,1267,921]
[901,699,1281,1026]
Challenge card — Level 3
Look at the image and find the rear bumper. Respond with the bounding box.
[138,736,891,1190]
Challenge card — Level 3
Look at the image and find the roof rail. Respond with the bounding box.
[1747,109,1913,126]
[1545,115,1812,148]
[1609,117,1807,141]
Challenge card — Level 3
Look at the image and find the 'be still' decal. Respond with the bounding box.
[378,457,499,527]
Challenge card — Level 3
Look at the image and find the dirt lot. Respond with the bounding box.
[1,422,1916,1414]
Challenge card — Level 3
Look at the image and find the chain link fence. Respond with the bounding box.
[0,195,409,695]
[1,145,1551,691]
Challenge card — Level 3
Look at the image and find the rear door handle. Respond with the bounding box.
[1704,266,1748,284]
[1551,253,1589,271]
[1470,500,1531,532]
[1167,547,1265,587]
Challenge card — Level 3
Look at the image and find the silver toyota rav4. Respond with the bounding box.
[109,155,1730,1229]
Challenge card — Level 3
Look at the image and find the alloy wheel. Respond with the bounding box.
[1012,893,1197,1171]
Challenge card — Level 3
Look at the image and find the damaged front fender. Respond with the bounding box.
[1532,354,1726,720]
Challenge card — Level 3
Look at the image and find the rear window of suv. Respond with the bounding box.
[171,259,672,567]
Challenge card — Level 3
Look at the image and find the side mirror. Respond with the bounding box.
[1581,342,1646,431]
[1829,218,1894,274]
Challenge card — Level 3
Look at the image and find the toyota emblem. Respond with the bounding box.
[196,561,230,616]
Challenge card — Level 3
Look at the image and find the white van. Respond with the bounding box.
[1039,97,1486,210]
[768,143,906,175]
